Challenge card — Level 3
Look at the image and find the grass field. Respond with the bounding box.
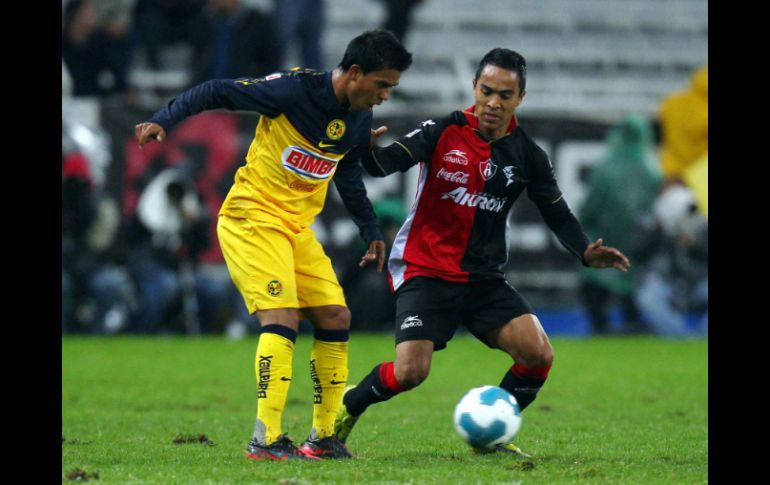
[62,334,707,484]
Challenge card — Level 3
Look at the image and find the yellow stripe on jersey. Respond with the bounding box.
[220,114,347,232]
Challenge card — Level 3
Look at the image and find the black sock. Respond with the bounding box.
[499,363,551,411]
[344,362,402,417]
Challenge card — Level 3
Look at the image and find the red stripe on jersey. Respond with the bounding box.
[397,124,491,285]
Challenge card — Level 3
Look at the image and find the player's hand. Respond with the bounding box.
[583,238,630,272]
[359,240,386,272]
[369,126,388,147]
[135,122,167,149]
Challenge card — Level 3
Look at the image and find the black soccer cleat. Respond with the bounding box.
[299,434,354,459]
[245,434,319,461]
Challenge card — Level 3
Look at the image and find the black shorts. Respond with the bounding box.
[394,276,534,350]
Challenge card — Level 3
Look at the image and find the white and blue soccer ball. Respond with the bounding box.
[453,385,522,449]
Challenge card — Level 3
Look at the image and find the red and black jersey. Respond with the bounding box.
[362,108,590,291]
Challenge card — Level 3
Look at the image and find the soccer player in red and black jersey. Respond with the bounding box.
[335,48,630,455]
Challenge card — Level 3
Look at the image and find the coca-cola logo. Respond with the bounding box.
[442,149,469,165]
[436,167,469,185]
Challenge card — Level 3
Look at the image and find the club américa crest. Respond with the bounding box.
[326,119,346,140]
[266,280,283,297]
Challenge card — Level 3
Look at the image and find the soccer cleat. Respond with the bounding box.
[471,442,531,457]
[245,434,319,461]
[299,434,353,459]
[333,386,359,444]
[495,442,532,457]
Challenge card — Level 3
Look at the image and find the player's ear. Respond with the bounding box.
[348,64,363,82]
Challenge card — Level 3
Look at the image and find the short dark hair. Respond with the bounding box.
[339,29,413,74]
[474,48,527,92]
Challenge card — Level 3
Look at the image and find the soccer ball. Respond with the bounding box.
[453,385,522,449]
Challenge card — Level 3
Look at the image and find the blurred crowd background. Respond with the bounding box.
[61,0,707,338]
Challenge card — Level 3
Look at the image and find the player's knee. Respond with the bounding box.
[315,305,351,330]
[519,342,554,368]
[332,306,351,329]
[394,361,430,390]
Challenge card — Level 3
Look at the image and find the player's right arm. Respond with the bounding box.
[135,75,293,147]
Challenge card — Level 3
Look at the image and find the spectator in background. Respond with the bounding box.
[579,114,663,335]
[634,185,708,337]
[658,65,708,183]
[379,0,425,43]
[132,0,205,71]
[62,0,131,97]
[190,0,280,85]
[62,139,136,334]
[273,0,326,70]
[123,166,211,334]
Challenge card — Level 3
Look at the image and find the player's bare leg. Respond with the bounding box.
[335,339,434,444]
[483,313,553,457]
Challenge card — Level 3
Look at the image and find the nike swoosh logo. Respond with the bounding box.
[330,380,347,385]
[280,377,292,381]
[318,141,336,148]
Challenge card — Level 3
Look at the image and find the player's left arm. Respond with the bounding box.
[527,147,629,271]
[333,147,386,272]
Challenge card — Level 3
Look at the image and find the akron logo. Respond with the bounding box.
[326,119,346,140]
[267,280,283,297]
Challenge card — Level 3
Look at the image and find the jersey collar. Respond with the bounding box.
[463,105,518,135]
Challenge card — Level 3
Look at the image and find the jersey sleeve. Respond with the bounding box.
[361,117,448,177]
[526,146,591,265]
[148,74,296,132]
[333,145,384,244]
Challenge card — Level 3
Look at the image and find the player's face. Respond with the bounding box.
[347,67,402,111]
[472,65,525,140]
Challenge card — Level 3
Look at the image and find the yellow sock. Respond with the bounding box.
[310,337,349,438]
[254,326,296,444]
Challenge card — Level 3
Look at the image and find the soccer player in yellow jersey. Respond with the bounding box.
[135,30,413,461]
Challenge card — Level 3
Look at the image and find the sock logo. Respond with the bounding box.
[514,387,540,393]
[258,355,272,398]
[330,379,347,385]
[309,359,322,404]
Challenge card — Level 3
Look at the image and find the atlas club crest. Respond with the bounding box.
[479,159,497,181]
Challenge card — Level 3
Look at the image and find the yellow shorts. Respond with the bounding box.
[217,214,347,314]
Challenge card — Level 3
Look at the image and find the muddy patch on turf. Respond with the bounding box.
[64,468,100,481]
[172,433,215,445]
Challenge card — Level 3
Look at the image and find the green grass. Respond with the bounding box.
[62,334,707,484]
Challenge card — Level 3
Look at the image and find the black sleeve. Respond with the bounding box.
[333,146,384,244]
[526,146,591,266]
[361,117,448,177]
[147,74,295,132]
